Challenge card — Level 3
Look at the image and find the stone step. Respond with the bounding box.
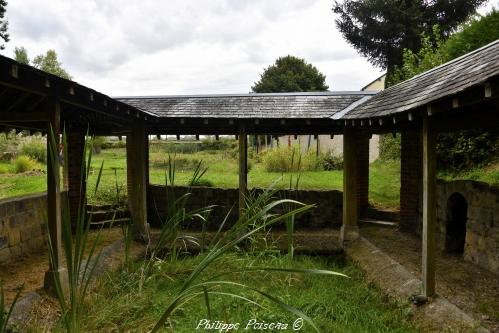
[359,218,398,227]
[366,207,400,222]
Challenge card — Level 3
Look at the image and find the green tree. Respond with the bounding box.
[384,10,499,168]
[333,0,485,76]
[0,0,9,50]
[13,48,72,80]
[252,55,328,93]
[33,50,72,80]
[14,46,29,64]
[391,10,499,85]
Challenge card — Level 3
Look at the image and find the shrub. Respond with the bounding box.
[379,134,401,161]
[189,178,214,187]
[321,152,343,170]
[92,136,108,154]
[152,141,201,154]
[437,130,499,171]
[150,156,202,171]
[0,130,20,161]
[262,146,321,172]
[0,164,9,174]
[101,140,126,149]
[13,155,37,173]
[20,138,46,163]
[201,137,235,151]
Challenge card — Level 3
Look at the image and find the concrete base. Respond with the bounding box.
[340,224,359,246]
[345,237,489,333]
[43,267,68,297]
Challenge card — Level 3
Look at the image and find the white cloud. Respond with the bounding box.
[3,0,496,96]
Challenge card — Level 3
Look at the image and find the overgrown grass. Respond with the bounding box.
[0,147,403,208]
[64,254,417,333]
[438,161,499,186]
[261,146,322,172]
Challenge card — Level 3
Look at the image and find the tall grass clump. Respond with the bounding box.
[20,136,46,163]
[46,128,108,333]
[0,282,22,333]
[149,185,346,332]
[13,155,37,173]
[262,146,321,172]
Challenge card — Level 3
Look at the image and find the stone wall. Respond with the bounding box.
[0,194,47,264]
[148,185,343,230]
[434,180,499,273]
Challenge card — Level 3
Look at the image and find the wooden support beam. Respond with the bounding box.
[126,121,150,241]
[0,111,48,122]
[422,114,436,297]
[238,126,247,218]
[67,131,86,227]
[340,127,359,245]
[43,96,67,295]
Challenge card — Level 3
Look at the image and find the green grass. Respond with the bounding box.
[438,162,499,186]
[58,254,417,333]
[0,147,402,208]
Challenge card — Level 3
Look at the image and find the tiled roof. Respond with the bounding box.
[116,92,375,119]
[343,39,499,119]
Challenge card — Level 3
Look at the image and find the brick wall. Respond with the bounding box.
[0,194,48,264]
[148,185,343,230]
[400,129,422,232]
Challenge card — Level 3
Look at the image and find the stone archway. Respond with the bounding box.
[445,192,468,254]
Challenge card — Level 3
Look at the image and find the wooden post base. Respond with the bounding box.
[43,267,68,297]
[133,222,151,243]
[340,224,359,246]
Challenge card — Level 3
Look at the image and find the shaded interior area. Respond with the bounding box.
[445,192,468,254]
[360,223,499,332]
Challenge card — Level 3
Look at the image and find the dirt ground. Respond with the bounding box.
[360,224,499,333]
[0,228,123,304]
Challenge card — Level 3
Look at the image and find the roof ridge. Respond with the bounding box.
[385,38,499,92]
[115,91,377,99]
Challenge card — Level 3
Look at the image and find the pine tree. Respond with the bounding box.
[0,0,9,50]
[333,0,485,74]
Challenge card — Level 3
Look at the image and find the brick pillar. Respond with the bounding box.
[341,127,360,245]
[400,129,422,232]
[355,131,370,216]
[67,131,86,227]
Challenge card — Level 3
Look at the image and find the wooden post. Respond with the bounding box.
[126,120,150,241]
[422,114,436,297]
[238,126,247,218]
[67,131,86,229]
[340,127,359,245]
[44,96,67,293]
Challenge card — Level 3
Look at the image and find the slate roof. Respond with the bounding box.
[116,92,375,119]
[343,39,499,119]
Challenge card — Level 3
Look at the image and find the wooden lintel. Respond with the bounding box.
[5,92,31,112]
[0,111,49,122]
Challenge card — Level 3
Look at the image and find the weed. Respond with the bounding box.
[13,155,37,173]
[0,282,22,333]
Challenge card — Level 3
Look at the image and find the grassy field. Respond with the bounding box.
[84,146,402,208]
[0,144,401,209]
[53,253,417,332]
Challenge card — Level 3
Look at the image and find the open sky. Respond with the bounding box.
[2,0,498,96]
